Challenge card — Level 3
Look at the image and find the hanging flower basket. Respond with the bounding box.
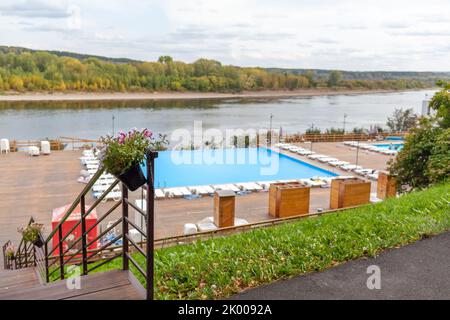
[99,128,167,191]
[32,237,44,248]
[118,162,147,191]
[18,223,45,248]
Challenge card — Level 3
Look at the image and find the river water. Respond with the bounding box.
[0,89,435,140]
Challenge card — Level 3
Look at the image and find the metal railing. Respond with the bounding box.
[7,149,159,300]
[2,240,15,270]
[42,150,157,300]
[13,217,38,270]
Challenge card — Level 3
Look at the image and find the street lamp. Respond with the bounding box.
[343,113,348,133]
[112,115,115,136]
[268,113,274,145]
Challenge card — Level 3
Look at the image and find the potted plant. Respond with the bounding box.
[5,243,15,260]
[99,128,167,191]
[18,223,45,248]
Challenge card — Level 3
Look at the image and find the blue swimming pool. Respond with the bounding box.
[374,143,404,151]
[144,147,337,188]
[385,136,405,141]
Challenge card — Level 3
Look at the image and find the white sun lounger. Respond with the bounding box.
[328,160,349,167]
[334,175,355,180]
[236,182,262,191]
[85,160,100,166]
[307,154,328,160]
[86,164,100,170]
[297,150,314,156]
[367,173,379,180]
[82,150,94,156]
[212,184,240,192]
[303,179,327,187]
[190,185,215,195]
[256,181,277,190]
[93,190,122,202]
[28,146,40,156]
[155,189,165,199]
[92,184,120,193]
[340,164,363,171]
[178,187,192,196]
[95,178,117,186]
[354,168,376,176]
[319,157,339,163]
[164,188,184,197]
[87,168,99,175]
[319,177,333,187]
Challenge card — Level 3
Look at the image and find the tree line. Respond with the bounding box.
[0,50,432,93]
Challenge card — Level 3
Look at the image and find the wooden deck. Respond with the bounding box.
[0,268,40,293]
[0,269,145,300]
[0,145,391,266]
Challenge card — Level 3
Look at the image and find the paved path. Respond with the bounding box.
[232,231,450,300]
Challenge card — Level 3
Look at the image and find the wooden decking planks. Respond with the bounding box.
[0,268,40,293]
[0,269,145,300]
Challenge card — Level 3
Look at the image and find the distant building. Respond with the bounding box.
[421,94,436,116]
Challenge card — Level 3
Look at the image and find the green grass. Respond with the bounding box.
[86,183,449,299]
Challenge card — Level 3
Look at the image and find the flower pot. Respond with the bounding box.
[33,237,44,248]
[118,162,147,191]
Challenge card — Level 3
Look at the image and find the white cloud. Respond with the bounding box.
[0,0,449,71]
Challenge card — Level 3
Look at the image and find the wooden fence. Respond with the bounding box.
[9,137,101,152]
[283,132,407,143]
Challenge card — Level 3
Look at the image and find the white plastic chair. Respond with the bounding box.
[1,139,10,154]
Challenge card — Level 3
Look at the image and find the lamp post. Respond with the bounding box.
[268,113,274,145]
[355,139,360,166]
[343,113,348,134]
[112,115,115,136]
[355,126,363,166]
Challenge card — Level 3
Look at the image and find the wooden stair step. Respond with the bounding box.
[0,269,145,300]
[0,268,40,293]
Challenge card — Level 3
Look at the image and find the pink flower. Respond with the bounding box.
[143,129,153,138]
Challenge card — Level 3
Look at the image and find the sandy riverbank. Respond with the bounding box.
[0,88,424,102]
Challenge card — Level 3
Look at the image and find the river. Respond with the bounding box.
[0,89,436,140]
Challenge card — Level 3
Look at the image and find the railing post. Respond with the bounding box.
[24,243,28,267]
[122,185,129,271]
[146,150,158,300]
[58,225,64,280]
[80,195,88,275]
[44,242,49,283]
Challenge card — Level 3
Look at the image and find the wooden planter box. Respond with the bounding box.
[377,171,397,199]
[269,182,310,218]
[330,178,371,209]
[214,190,236,228]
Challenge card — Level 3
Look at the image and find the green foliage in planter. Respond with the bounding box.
[18,223,44,243]
[99,128,167,176]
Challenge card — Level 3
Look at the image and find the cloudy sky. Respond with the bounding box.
[0,0,449,71]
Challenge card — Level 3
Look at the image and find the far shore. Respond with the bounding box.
[0,88,432,102]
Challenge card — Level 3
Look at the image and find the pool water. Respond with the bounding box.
[143,147,337,188]
[374,143,404,151]
[385,136,405,141]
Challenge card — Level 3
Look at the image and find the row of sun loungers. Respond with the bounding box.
[343,141,399,155]
[150,176,343,200]
[77,149,124,202]
[276,143,380,181]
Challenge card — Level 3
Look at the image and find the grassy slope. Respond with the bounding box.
[92,182,449,299]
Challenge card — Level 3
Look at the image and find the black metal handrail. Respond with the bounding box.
[14,217,38,270]
[2,240,14,270]
[42,150,158,300]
